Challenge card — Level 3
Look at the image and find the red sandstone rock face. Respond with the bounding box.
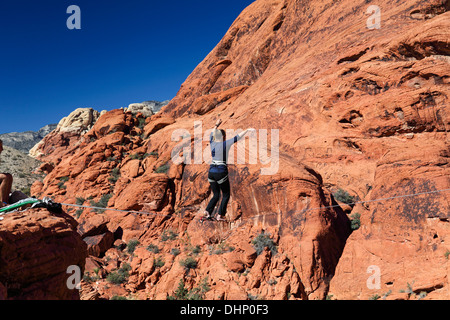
[27,0,449,300]
[0,209,87,300]
[328,140,450,299]
[31,109,351,299]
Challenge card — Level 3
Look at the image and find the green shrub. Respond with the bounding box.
[106,272,126,285]
[252,232,277,256]
[57,176,69,190]
[154,256,165,268]
[108,168,121,184]
[90,194,113,213]
[155,162,170,174]
[167,278,210,300]
[191,245,202,256]
[147,244,160,254]
[188,278,210,300]
[400,281,415,297]
[333,188,356,205]
[57,181,67,190]
[161,229,178,242]
[168,279,189,300]
[83,271,100,283]
[106,263,131,285]
[209,241,235,255]
[350,212,361,230]
[444,249,450,260]
[180,257,197,270]
[137,117,146,129]
[127,239,140,254]
[445,250,450,260]
[171,248,181,256]
[75,197,85,205]
[75,209,83,218]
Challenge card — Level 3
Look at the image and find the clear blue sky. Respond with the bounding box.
[0,0,254,134]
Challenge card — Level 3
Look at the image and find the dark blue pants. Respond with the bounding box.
[206,171,230,217]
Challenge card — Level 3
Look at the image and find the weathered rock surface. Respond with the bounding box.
[328,139,450,300]
[0,209,87,300]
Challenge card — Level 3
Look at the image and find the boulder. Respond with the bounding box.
[0,209,87,300]
[89,109,133,139]
[77,213,109,238]
[84,232,115,257]
[112,173,171,212]
[143,115,175,137]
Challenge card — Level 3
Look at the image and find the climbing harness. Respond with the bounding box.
[208,175,229,185]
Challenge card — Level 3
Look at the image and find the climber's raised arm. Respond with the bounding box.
[236,128,255,141]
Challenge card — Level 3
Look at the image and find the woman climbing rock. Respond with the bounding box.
[204,119,253,222]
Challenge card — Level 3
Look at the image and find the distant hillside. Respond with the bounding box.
[0,145,43,195]
[0,124,57,153]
